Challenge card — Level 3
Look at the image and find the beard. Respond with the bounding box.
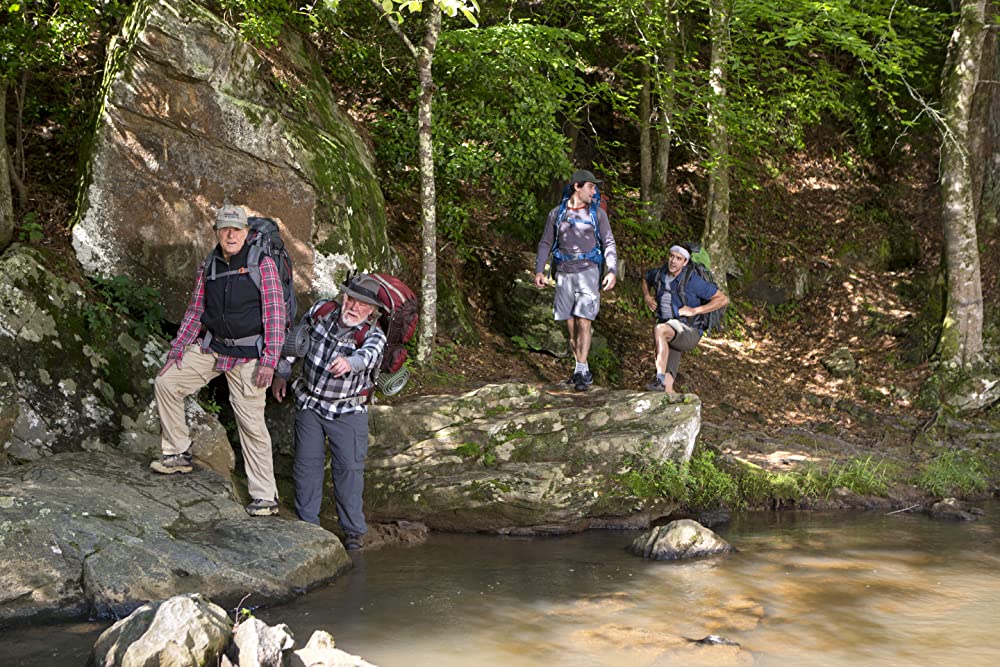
[340,309,370,328]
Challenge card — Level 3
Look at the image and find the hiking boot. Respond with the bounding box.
[646,376,665,391]
[572,372,590,392]
[149,450,193,475]
[343,534,364,551]
[245,498,279,517]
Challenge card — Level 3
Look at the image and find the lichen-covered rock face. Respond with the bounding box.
[0,452,351,625]
[73,0,392,319]
[627,519,734,560]
[494,275,570,356]
[364,383,700,533]
[0,245,166,462]
[0,367,16,466]
[90,594,232,667]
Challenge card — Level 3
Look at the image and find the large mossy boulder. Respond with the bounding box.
[72,0,392,319]
[364,383,700,532]
[0,244,232,470]
[0,452,351,625]
[0,245,163,462]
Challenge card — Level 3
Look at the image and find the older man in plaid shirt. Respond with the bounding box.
[272,274,386,550]
[150,204,286,518]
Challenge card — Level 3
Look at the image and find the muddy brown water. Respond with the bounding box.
[5,504,1000,666]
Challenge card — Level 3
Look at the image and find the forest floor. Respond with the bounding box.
[385,143,999,506]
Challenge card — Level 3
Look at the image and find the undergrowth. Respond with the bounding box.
[616,449,905,510]
[915,450,989,497]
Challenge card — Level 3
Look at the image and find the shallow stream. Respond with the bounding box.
[7,505,1000,666]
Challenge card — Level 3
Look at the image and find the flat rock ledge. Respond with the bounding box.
[366,382,701,533]
[0,452,350,626]
[627,519,734,560]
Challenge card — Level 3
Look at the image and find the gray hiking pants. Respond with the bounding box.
[293,407,369,536]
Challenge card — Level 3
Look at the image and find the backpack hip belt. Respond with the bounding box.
[553,247,603,265]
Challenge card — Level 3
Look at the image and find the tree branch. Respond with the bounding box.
[369,0,419,59]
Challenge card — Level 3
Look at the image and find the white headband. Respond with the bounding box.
[669,245,691,261]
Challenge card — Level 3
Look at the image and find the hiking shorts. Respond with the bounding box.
[554,264,601,321]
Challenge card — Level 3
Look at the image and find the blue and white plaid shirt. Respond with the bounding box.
[290,300,386,418]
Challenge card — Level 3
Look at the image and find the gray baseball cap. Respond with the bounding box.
[215,204,248,230]
[570,169,603,185]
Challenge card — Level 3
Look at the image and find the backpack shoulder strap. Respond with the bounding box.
[313,299,339,322]
[677,264,694,307]
[245,245,264,291]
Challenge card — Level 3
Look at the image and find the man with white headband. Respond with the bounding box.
[641,244,729,393]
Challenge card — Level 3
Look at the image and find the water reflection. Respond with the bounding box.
[4,506,999,666]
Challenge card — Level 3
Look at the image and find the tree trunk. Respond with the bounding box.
[702,0,735,290]
[0,83,13,250]
[971,1,999,234]
[936,0,986,367]
[640,58,653,205]
[652,6,678,217]
[415,5,442,365]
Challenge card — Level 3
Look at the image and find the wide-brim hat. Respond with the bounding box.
[570,169,603,185]
[215,204,248,230]
[341,274,384,310]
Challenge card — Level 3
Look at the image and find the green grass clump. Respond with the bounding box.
[686,450,742,509]
[615,456,687,500]
[915,451,988,497]
[819,456,897,497]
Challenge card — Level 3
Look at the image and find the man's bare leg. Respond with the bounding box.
[654,322,675,376]
[574,317,593,364]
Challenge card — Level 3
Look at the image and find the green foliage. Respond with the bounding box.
[0,0,118,81]
[432,23,586,238]
[819,456,896,496]
[86,275,166,339]
[16,213,43,243]
[686,449,742,509]
[616,454,688,500]
[614,447,907,509]
[588,345,622,387]
[915,450,989,497]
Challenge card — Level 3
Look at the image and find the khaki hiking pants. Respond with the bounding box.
[154,344,278,502]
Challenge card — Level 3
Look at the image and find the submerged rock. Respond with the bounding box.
[0,452,350,625]
[89,594,231,667]
[365,382,699,532]
[73,0,392,319]
[627,519,734,560]
[929,497,983,522]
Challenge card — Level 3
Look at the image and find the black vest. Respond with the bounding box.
[201,243,263,358]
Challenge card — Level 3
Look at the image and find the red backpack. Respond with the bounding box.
[314,273,418,395]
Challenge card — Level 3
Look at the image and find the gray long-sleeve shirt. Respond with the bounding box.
[534,204,617,275]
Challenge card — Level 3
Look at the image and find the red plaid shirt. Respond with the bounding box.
[167,253,286,371]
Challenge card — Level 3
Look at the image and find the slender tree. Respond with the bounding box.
[0,85,11,248]
[652,2,680,217]
[640,58,653,203]
[936,0,987,367]
[365,0,478,364]
[702,0,735,288]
